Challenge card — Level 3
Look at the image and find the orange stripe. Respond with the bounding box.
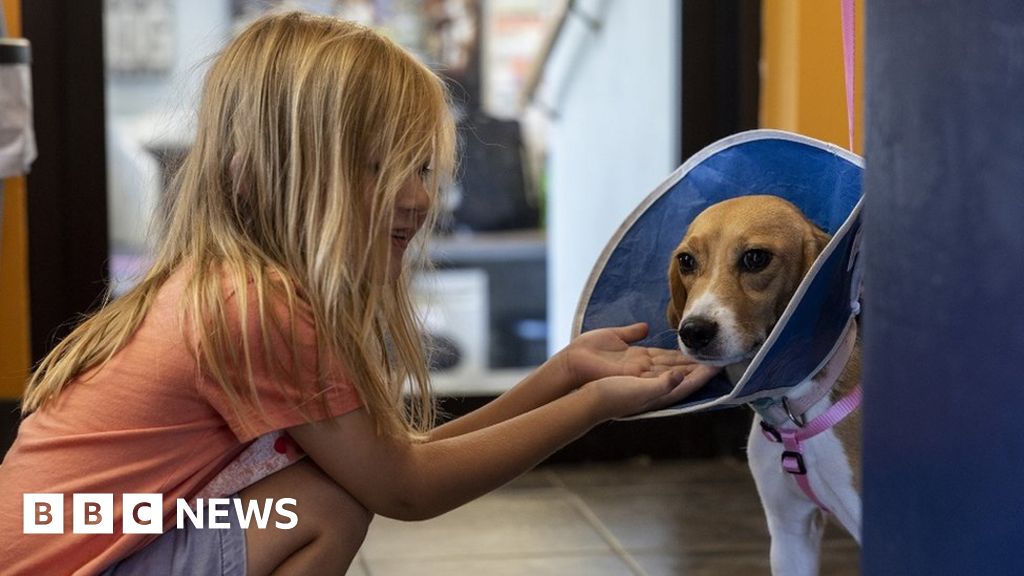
[1,0,32,399]
[760,0,865,155]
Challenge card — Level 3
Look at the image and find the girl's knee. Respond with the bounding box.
[241,459,369,575]
[313,482,372,541]
[240,458,370,537]
[289,459,373,538]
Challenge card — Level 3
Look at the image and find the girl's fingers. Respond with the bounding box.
[603,364,716,418]
[639,348,697,367]
[686,365,722,385]
[641,357,711,375]
[658,369,709,406]
[619,349,692,377]
[610,322,649,344]
[639,363,696,378]
[646,365,718,410]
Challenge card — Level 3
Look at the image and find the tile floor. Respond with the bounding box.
[351,457,859,575]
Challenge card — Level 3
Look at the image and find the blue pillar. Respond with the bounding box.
[863,2,1024,575]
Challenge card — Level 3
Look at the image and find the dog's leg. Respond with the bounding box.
[748,416,826,576]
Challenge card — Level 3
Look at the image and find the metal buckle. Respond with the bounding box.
[781,450,807,475]
[781,396,807,428]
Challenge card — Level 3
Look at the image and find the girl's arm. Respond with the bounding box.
[289,369,701,521]
[428,323,713,441]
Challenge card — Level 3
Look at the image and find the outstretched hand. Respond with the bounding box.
[586,369,710,420]
[559,322,719,390]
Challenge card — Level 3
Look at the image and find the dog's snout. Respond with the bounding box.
[678,317,719,350]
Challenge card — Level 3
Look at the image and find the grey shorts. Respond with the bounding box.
[101,496,246,576]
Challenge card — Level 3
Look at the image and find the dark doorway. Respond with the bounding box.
[22,0,110,363]
[680,0,761,161]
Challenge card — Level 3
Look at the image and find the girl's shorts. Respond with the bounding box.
[100,495,245,576]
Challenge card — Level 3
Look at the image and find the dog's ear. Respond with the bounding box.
[802,224,832,276]
[666,254,687,328]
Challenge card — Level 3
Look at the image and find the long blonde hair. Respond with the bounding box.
[22,12,457,439]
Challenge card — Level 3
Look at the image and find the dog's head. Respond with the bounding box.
[666,195,830,366]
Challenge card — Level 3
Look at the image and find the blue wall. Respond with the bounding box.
[863,2,1024,574]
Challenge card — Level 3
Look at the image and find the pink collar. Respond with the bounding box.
[754,321,862,512]
[760,384,862,512]
[753,321,859,428]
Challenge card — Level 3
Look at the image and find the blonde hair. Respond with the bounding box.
[22,12,457,439]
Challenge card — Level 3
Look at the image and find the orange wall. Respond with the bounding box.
[1,0,31,399]
[760,0,865,155]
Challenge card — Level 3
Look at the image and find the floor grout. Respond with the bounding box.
[356,460,859,575]
[543,469,650,576]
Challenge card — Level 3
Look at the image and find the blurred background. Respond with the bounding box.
[2,0,862,461]
[8,3,1024,574]
[0,2,866,573]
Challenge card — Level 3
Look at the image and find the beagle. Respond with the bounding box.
[666,195,862,576]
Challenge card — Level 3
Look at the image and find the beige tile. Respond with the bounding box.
[632,551,771,576]
[633,544,859,576]
[358,459,859,575]
[571,479,770,553]
[361,488,611,560]
[344,555,369,576]
[565,460,859,554]
[500,469,559,490]
[366,553,635,576]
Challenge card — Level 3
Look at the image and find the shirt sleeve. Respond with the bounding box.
[197,287,364,443]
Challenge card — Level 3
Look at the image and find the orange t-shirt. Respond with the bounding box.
[0,268,363,575]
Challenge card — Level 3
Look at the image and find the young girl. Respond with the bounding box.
[0,12,716,575]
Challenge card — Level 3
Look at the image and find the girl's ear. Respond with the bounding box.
[666,256,687,328]
[802,224,832,276]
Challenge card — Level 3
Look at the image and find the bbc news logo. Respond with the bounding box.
[23,494,297,534]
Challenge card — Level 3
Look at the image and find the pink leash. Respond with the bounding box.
[761,384,863,512]
[841,0,857,151]
[754,0,861,514]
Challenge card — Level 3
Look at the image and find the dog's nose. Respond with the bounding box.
[678,317,719,350]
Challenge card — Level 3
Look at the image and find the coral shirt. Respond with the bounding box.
[0,269,363,575]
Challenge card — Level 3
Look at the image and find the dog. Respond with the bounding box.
[666,195,862,576]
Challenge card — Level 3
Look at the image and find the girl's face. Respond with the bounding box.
[388,168,431,278]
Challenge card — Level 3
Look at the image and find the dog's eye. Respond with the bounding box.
[741,249,772,272]
[676,252,697,274]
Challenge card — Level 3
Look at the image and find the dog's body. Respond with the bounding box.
[666,195,861,576]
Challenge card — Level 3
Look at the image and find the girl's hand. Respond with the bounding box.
[584,367,710,420]
[557,322,704,389]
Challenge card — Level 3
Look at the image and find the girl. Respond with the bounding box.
[0,12,716,575]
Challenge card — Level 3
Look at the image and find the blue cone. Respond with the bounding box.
[572,130,863,417]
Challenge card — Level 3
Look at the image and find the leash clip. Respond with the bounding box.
[781,396,806,428]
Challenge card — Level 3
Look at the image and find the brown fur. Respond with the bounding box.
[667,195,830,352]
[667,195,861,485]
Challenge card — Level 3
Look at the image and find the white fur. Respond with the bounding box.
[679,291,747,363]
[683,286,862,576]
[668,200,861,575]
[747,386,861,576]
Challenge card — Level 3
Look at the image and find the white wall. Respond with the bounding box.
[106,0,231,119]
[104,0,230,256]
[542,0,680,351]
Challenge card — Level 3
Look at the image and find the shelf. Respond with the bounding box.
[428,229,546,265]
